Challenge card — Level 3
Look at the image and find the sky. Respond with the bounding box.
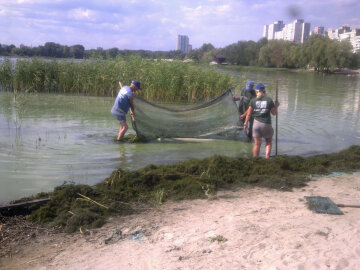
[1,0,360,51]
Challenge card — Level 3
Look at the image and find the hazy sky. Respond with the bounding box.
[1,0,359,51]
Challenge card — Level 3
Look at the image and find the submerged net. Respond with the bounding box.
[133,90,242,139]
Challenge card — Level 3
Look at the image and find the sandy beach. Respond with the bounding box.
[1,172,360,270]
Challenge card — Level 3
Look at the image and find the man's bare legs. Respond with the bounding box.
[117,122,128,140]
[265,137,272,159]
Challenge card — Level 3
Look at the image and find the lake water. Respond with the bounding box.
[0,69,359,203]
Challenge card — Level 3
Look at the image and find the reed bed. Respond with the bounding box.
[0,58,13,91]
[0,56,232,102]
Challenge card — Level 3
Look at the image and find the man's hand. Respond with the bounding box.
[240,113,246,119]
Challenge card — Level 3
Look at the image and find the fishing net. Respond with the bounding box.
[133,89,242,139]
[305,196,344,215]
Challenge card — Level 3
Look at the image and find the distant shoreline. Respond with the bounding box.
[286,67,360,76]
[333,68,360,76]
[219,65,360,76]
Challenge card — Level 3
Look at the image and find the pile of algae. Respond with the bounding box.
[27,145,360,233]
[117,134,148,143]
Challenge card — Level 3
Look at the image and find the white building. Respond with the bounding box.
[177,35,192,53]
[350,29,360,52]
[328,26,360,53]
[263,21,284,40]
[263,19,311,44]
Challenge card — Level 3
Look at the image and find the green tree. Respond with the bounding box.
[186,43,215,62]
[221,39,264,66]
[201,49,220,63]
[199,43,215,53]
[70,45,85,59]
[335,40,353,69]
[303,35,329,71]
[106,48,119,58]
[349,52,360,69]
[304,35,354,72]
[43,42,62,57]
[258,40,292,68]
[186,49,201,61]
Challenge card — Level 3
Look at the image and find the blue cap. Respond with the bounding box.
[131,80,142,90]
[245,81,254,91]
[255,83,265,92]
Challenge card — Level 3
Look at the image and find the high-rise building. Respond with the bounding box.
[313,26,325,35]
[177,35,192,53]
[292,19,305,43]
[301,22,311,43]
[350,29,360,52]
[328,26,360,52]
[263,19,311,43]
[263,21,284,40]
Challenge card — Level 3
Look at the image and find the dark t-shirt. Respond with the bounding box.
[238,89,256,114]
[249,96,275,125]
[241,89,256,102]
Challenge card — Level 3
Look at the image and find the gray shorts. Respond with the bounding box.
[252,120,273,139]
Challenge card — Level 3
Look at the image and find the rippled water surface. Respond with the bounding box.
[0,69,359,202]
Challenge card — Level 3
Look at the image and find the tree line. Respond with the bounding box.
[0,42,86,59]
[0,42,184,60]
[1,35,359,71]
[191,35,360,71]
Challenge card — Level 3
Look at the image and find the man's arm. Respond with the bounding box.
[244,106,253,130]
[270,100,280,115]
[129,96,135,119]
[240,112,247,119]
[233,94,245,102]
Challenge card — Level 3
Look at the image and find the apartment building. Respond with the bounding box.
[263,19,311,43]
[313,26,325,35]
[177,35,192,53]
[263,21,285,40]
[350,29,360,52]
[328,26,360,52]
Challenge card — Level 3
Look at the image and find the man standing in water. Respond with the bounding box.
[244,83,279,159]
[111,80,142,141]
[233,81,256,142]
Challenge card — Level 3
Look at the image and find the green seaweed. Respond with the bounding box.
[114,134,148,143]
[27,145,360,233]
[208,235,228,244]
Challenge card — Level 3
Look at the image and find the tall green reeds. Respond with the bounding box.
[0,59,13,91]
[0,56,232,102]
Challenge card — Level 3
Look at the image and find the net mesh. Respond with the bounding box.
[133,90,242,139]
[305,196,344,215]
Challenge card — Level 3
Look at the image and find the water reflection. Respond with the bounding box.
[0,70,359,203]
